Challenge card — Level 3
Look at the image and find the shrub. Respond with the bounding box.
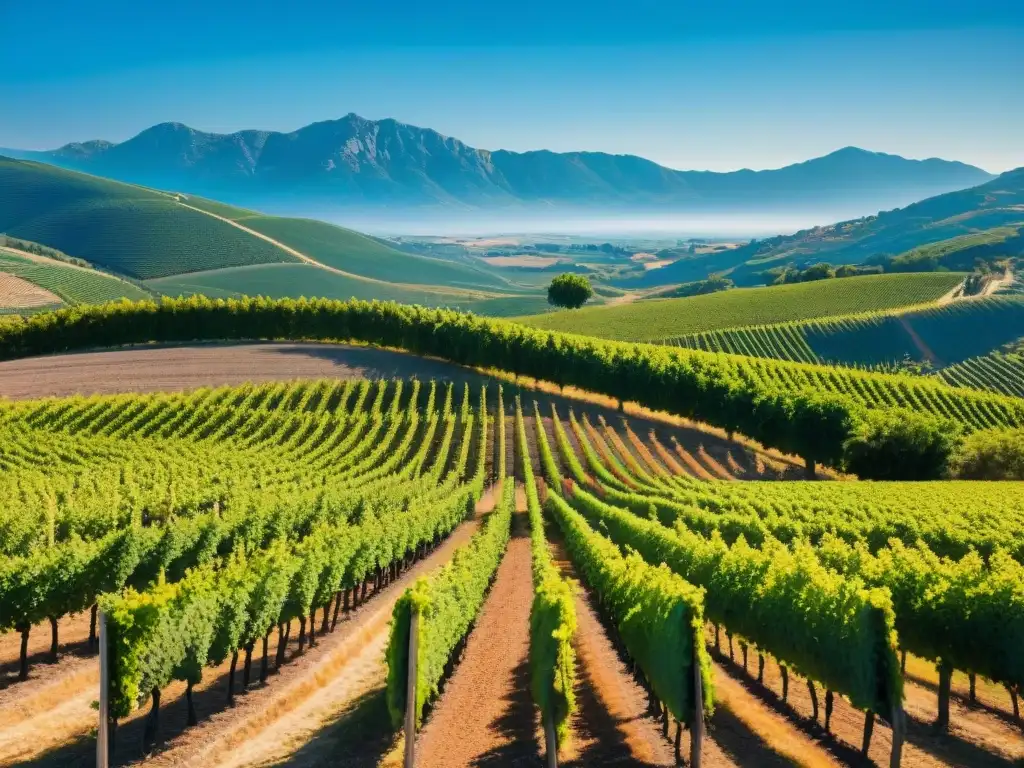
[949,428,1024,479]
[843,410,963,480]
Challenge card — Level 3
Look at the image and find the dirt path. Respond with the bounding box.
[543,532,683,767]
[718,645,1024,768]
[897,315,942,367]
[414,508,538,767]
[174,202,498,299]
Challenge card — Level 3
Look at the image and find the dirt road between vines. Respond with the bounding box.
[414,509,538,766]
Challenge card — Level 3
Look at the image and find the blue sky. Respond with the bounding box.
[2,0,1022,172]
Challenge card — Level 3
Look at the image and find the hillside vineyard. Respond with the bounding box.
[0,375,1022,765]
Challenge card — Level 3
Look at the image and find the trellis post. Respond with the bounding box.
[97,609,109,768]
[403,609,420,768]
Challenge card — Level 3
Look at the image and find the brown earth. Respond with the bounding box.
[0,271,61,309]
[414,508,538,767]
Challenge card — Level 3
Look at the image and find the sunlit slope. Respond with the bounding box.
[518,273,964,342]
[0,157,297,278]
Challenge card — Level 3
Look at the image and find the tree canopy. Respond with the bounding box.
[547,274,593,309]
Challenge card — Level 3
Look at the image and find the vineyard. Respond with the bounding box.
[0,249,151,307]
[0,271,62,313]
[519,273,966,342]
[939,339,1024,398]
[665,296,1024,394]
[0,370,1021,768]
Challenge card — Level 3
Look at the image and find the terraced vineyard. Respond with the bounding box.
[1,373,1021,768]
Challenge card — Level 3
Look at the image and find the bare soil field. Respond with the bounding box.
[0,271,62,309]
[481,255,561,268]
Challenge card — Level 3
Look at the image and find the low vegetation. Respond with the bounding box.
[521,272,965,341]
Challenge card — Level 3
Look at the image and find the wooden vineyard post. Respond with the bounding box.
[404,608,420,768]
[690,642,704,768]
[889,704,905,768]
[544,710,558,768]
[97,609,109,768]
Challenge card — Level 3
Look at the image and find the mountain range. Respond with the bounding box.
[624,166,1024,287]
[2,114,995,218]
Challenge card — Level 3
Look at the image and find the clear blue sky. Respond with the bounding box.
[2,0,1022,172]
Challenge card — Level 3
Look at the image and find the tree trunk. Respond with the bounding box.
[308,612,317,648]
[18,625,29,681]
[741,644,748,672]
[824,691,834,732]
[862,710,874,755]
[89,604,98,650]
[108,716,118,759]
[243,642,254,689]
[260,633,270,684]
[48,616,59,663]
[936,660,953,731]
[901,649,907,675]
[143,687,161,753]
[662,703,669,737]
[727,633,734,661]
[714,625,720,654]
[805,457,817,479]
[276,623,287,668]
[343,588,351,613]
[757,653,765,684]
[186,680,197,726]
[807,680,819,723]
[322,600,333,634]
[228,650,238,704]
[780,666,789,702]
[1008,685,1020,723]
[298,616,307,653]
[331,591,343,630]
[968,672,977,704]
[674,721,682,763]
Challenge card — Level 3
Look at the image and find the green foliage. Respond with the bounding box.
[0,250,150,306]
[949,427,1024,479]
[645,276,733,300]
[386,483,514,729]
[515,399,577,745]
[843,410,963,480]
[525,273,964,341]
[1,295,1020,476]
[559,484,902,715]
[547,273,594,309]
[0,158,297,279]
[544,491,713,723]
[818,537,1024,690]
[940,338,1024,397]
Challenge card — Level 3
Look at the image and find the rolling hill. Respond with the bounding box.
[0,247,151,307]
[627,167,1024,287]
[0,156,546,312]
[517,272,965,342]
[4,115,994,216]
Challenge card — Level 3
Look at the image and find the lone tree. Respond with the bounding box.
[547,273,593,309]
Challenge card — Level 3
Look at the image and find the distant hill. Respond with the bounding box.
[0,156,511,287]
[2,114,994,216]
[517,272,964,342]
[629,168,1024,287]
